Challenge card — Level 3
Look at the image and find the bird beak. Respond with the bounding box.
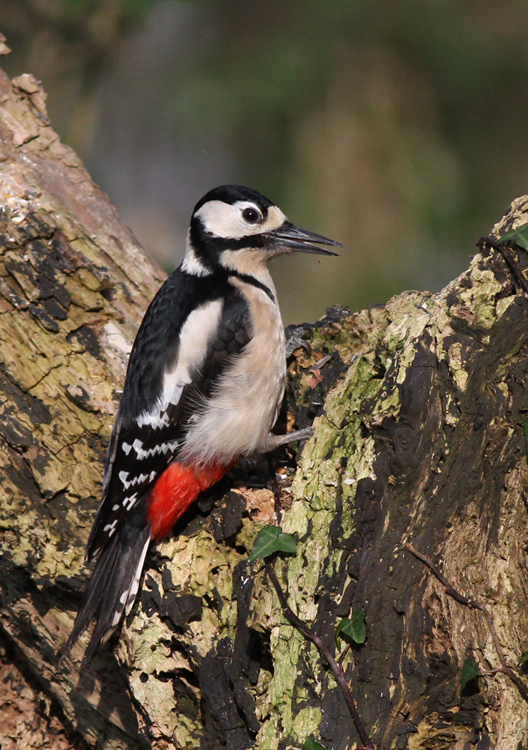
[264,221,341,256]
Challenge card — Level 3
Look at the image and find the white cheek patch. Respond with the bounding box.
[195,200,286,239]
[195,200,251,239]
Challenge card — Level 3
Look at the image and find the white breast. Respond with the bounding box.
[180,272,286,467]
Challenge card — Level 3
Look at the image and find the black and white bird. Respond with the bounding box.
[65,184,340,663]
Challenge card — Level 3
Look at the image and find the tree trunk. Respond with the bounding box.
[1,54,528,750]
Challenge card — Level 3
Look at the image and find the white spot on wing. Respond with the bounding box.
[119,470,149,490]
[123,493,138,510]
[136,409,170,429]
[130,437,179,460]
[104,519,118,536]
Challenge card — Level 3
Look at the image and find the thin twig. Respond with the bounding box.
[405,541,528,704]
[338,642,352,669]
[405,543,479,608]
[265,562,375,749]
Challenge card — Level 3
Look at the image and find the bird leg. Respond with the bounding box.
[262,427,314,453]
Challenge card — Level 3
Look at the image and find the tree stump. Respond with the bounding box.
[1,54,528,750]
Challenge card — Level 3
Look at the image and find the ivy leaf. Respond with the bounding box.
[303,739,326,750]
[335,606,366,647]
[248,526,297,563]
[460,657,480,690]
[519,651,528,666]
[499,224,528,252]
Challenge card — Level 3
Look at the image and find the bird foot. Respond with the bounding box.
[262,427,314,453]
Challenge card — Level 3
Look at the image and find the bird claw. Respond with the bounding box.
[263,427,314,452]
[285,324,312,358]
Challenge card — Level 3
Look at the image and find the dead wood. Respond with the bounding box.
[1,51,528,750]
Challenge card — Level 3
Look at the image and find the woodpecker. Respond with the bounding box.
[65,185,340,663]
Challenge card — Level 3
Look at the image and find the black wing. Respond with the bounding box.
[87,269,251,560]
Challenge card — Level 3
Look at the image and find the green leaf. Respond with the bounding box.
[499,223,528,252]
[335,606,366,646]
[460,657,480,689]
[519,651,528,665]
[303,739,326,750]
[248,526,297,562]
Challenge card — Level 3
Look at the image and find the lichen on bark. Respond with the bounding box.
[0,59,163,749]
[248,207,528,749]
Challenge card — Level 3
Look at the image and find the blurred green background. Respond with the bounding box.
[2,0,528,324]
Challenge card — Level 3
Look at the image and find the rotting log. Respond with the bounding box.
[262,219,528,749]
[0,48,164,750]
[1,48,528,750]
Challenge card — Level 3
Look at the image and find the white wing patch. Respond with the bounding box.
[134,299,224,430]
[122,438,180,460]
[118,470,149,490]
[136,409,171,429]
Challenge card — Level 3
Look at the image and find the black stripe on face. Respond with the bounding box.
[189,219,270,268]
[228,271,275,302]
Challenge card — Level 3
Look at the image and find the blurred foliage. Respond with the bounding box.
[3,0,528,321]
[15,0,159,29]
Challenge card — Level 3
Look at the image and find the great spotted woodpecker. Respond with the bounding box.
[65,185,339,663]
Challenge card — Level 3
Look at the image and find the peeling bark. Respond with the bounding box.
[1,54,528,750]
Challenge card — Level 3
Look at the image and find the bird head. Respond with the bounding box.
[184,185,340,276]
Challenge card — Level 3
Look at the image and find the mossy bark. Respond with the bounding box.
[1,56,528,750]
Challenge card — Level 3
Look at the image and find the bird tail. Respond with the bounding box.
[64,505,151,666]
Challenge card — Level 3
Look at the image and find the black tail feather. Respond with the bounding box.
[64,505,151,666]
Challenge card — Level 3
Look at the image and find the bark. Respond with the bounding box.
[1,54,528,750]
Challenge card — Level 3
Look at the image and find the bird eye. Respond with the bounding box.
[242,207,261,224]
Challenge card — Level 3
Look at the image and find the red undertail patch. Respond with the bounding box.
[148,462,229,539]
